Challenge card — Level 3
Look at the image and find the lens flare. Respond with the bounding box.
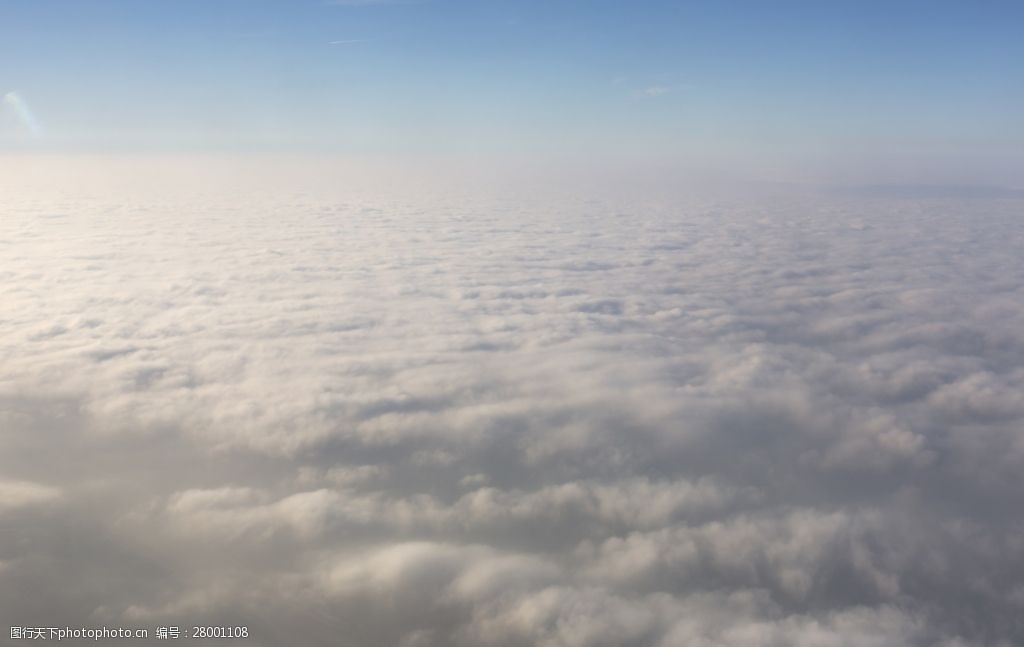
[3,91,42,136]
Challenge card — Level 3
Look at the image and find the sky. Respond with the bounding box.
[3,4,1024,645]
[1,0,1023,184]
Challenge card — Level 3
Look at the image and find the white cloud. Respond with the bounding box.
[1,156,1022,644]
[0,479,61,514]
[2,90,43,136]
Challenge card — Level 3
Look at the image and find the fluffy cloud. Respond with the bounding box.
[0,479,61,515]
[1,157,1023,644]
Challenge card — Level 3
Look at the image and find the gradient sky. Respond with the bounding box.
[2,0,1022,183]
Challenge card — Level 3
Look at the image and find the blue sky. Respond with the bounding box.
[1,0,1022,183]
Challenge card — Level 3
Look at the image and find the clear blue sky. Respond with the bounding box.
[2,0,1022,183]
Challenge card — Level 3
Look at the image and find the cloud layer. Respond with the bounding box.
[1,158,1023,645]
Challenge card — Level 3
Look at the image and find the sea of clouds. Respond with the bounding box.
[1,157,1023,646]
